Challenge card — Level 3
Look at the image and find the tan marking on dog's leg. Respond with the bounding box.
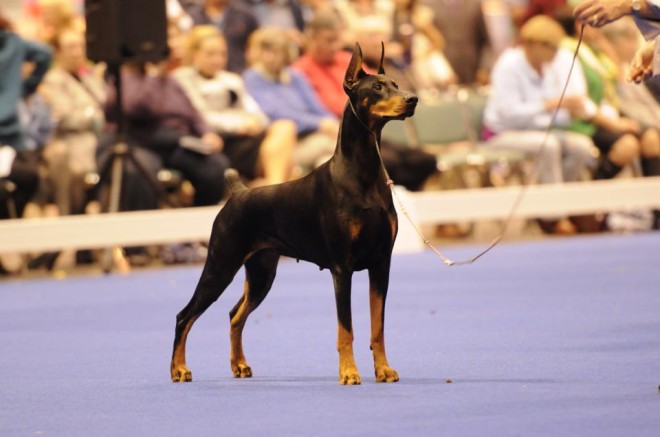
[390,216,398,239]
[369,288,399,383]
[337,323,361,385]
[229,284,252,378]
[171,317,197,382]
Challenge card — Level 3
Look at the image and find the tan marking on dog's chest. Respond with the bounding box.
[348,220,362,240]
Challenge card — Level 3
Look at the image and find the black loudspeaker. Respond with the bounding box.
[84,0,169,64]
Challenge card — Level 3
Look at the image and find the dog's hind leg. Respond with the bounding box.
[332,268,361,385]
[171,251,244,382]
[368,260,399,383]
[228,249,280,378]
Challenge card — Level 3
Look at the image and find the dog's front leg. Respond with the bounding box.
[332,268,361,385]
[369,262,399,383]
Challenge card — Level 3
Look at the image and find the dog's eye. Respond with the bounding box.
[373,83,383,91]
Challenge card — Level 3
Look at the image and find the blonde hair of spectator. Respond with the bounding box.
[305,10,343,37]
[38,0,84,42]
[246,27,298,67]
[519,15,566,48]
[183,25,224,66]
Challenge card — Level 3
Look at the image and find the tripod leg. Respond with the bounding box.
[101,143,128,273]
[125,149,177,208]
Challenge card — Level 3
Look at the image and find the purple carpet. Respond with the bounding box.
[1,232,659,436]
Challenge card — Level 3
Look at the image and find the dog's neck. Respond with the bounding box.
[333,100,387,185]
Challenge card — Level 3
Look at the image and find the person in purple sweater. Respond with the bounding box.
[100,61,230,211]
[243,27,338,172]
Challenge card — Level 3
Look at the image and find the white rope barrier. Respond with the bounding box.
[1,177,659,255]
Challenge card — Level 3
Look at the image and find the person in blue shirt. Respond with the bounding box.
[243,27,338,172]
[0,12,52,220]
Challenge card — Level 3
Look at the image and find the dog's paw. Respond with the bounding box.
[339,368,361,385]
[232,362,253,378]
[171,365,193,382]
[375,366,399,383]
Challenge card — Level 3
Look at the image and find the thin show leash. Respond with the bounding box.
[351,25,586,267]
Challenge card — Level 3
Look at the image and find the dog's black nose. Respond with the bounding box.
[405,95,418,105]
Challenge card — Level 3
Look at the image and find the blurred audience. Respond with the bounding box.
[0,11,51,221]
[4,0,660,274]
[423,0,494,85]
[483,15,595,234]
[244,27,338,171]
[16,0,85,44]
[391,0,457,94]
[243,0,307,37]
[292,11,356,116]
[294,12,438,190]
[562,19,660,186]
[186,0,260,73]
[335,0,394,46]
[39,26,106,216]
[354,15,418,91]
[512,0,572,27]
[174,25,296,185]
[100,61,230,212]
[600,18,660,228]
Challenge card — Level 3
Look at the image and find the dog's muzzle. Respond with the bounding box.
[403,94,418,117]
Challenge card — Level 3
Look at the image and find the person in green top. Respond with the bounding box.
[561,17,660,187]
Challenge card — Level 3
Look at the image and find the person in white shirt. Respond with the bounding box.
[483,15,596,235]
[174,25,296,185]
[574,0,660,82]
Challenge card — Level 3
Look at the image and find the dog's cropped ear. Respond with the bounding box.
[344,43,366,94]
[378,41,386,75]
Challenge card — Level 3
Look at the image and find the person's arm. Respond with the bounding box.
[574,0,660,27]
[627,37,657,81]
[244,69,334,134]
[21,38,52,96]
[291,70,334,119]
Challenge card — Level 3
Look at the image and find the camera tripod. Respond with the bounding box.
[95,63,176,272]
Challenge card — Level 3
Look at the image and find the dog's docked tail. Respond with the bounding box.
[224,168,248,194]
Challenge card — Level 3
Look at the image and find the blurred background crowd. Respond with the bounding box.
[1,0,659,273]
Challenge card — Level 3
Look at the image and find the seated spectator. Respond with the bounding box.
[291,12,354,117]
[243,27,338,171]
[353,15,417,92]
[186,0,260,73]
[0,12,51,221]
[562,20,660,188]
[39,26,106,216]
[424,0,493,86]
[600,18,660,228]
[173,25,296,185]
[293,12,438,190]
[334,0,394,48]
[390,0,457,94]
[483,15,596,235]
[100,61,230,212]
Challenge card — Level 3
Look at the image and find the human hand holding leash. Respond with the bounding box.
[574,0,641,27]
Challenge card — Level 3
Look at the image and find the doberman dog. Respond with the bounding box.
[170,43,418,385]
